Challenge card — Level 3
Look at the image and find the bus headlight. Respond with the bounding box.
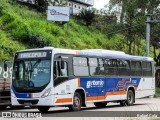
[41,88,51,98]
[11,91,16,98]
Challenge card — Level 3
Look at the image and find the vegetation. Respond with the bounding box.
[79,8,96,26]
[0,30,26,61]
[0,0,114,60]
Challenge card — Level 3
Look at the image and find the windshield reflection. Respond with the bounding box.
[12,59,51,89]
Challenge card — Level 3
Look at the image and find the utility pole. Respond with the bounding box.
[146,15,151,57]
[146,14,160,57]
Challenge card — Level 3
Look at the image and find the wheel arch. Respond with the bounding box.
[127,86,135,102]
[74,88,86,107]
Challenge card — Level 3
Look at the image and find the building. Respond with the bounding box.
[67,0,94,14]
[17,0,94,15]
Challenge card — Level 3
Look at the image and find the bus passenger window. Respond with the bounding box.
[104,59,117,76]
[89,58,99,76]
[73,57,89,76]
[118,60,130,76]
[131,61,142,76]
[142,62,152,77]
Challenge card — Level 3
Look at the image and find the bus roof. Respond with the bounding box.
[17,47,154,62]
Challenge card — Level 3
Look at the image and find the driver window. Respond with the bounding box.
[54,61,68,78]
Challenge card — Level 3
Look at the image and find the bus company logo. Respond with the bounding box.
[86,80,104,88]
[132,80,137,84]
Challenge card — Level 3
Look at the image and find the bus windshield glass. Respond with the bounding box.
[12,58,51,92]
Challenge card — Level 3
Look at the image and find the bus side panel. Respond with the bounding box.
[54,78,78,105]
[135,90,155,99]
[105,78,141,101]
[143,78,155,90]
[135,77,155,98]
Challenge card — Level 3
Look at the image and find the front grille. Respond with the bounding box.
[17,99,39,105]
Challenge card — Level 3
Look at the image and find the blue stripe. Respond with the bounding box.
[11,86,32,98]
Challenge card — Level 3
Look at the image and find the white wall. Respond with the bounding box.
[68,1,88,15]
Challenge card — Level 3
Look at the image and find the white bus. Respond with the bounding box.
[10,47,155,112]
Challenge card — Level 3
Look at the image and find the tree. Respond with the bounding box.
[109,0,125,23]
[109,0,138,54]
[51,0,68,6]
[79,8,96,26]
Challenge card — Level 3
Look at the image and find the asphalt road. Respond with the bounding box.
[1,98,160,120]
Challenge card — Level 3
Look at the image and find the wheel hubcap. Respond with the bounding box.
[74,96,80,107]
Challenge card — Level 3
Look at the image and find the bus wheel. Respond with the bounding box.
[37,106,50,113]
[126,90,134,106]
[68,92,82,111]
[94,102,107,107]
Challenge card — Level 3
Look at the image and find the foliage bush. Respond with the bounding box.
[79,8,96,26]
[24,33,51,48]
[0,30,26,61]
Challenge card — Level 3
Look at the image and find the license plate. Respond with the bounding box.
[24,102,31,106]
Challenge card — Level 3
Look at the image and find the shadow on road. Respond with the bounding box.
[1,103,147,113]
[41,103,146,115]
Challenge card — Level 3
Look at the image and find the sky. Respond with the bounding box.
[93,0,110,9]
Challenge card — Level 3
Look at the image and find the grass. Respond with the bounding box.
[0,30,26,61]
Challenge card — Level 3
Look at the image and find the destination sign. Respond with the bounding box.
[18,52,47,59]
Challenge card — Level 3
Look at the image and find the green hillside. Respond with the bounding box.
[0,0,151,61]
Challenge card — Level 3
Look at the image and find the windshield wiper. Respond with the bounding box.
[25,59,41,87]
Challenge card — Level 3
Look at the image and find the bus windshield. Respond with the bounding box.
[12,59,51,92]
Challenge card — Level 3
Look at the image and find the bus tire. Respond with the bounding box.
[126,90,134,106]
[37,106,50,113]
[94,102,107,107]
[68,92,82,111]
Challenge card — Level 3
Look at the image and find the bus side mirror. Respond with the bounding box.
[4,61,7,72]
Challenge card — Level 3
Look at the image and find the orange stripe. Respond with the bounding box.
[76,51,78,55]
[86,91,127,101]
[106,91,127,96]
[56,98,72,103]
[78,78,80,87]
[97,96,105,100]
[87,96,104,101]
